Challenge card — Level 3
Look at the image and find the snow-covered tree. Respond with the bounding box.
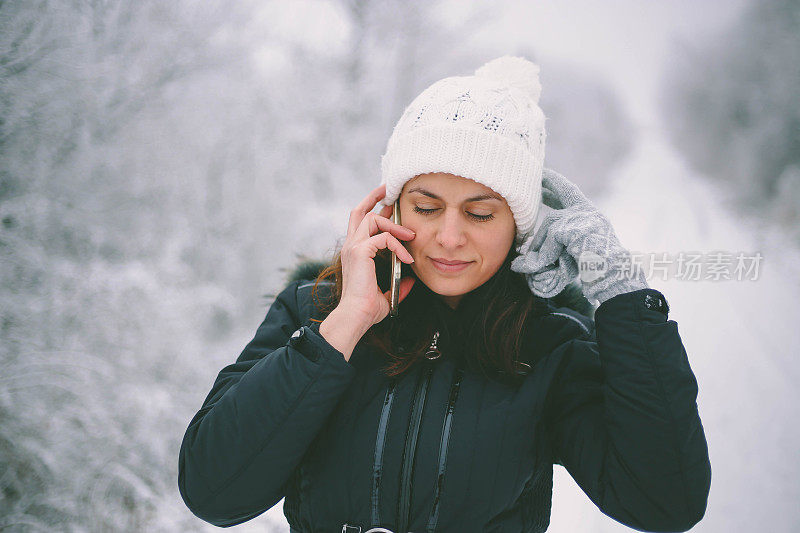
[658,0,800,242]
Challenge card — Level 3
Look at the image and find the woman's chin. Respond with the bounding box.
[418,274,475,297]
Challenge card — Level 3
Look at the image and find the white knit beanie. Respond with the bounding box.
[380,55,547,252]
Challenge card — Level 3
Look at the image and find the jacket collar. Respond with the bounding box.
[421,274,495,319]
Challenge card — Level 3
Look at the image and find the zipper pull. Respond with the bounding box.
[424,330,442,360]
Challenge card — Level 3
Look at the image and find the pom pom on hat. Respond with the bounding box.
[475,55,542,103]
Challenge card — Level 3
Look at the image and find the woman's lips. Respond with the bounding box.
[429,257,473,273]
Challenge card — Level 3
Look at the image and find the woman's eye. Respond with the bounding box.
[412,206,494,222]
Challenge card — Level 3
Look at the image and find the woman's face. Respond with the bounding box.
[399,172,516,309]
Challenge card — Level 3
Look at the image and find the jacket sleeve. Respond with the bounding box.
[177,280,357,527]
[543,288,711,533]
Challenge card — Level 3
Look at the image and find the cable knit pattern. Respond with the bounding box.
[380,56,547,250]
[510,168,649,305]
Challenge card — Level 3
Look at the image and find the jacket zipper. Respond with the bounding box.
[396,330,442,533]
[371,379,397,526]
[426,367,464,532]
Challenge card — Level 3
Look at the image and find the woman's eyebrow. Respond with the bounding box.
[407,187,502,202]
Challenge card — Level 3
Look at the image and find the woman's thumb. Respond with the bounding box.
[399,277,416,302]
[382,276,416,305]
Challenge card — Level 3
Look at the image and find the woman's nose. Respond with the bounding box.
[435,209,467,248]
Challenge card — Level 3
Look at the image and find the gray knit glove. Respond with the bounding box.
[510,168,649,305]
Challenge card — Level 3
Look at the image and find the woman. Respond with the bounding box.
[178,56,711,532]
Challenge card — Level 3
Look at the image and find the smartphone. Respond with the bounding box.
[390,199,402,317]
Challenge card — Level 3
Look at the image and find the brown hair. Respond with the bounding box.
[306,242,550,384]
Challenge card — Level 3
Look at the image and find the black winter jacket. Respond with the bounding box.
[178,261,711,532]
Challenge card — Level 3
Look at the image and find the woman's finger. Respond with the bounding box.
[378,203,393,219]
[380,232,414,263]
[353,230,413,263]
[528,235,564,272]
[348,183,387,237]
[529,211,562,251]
[371,231,413,262]
[356,208,415,243]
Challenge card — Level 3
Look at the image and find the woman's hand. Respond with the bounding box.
[510,168,649,304]
[338,183,417,328]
